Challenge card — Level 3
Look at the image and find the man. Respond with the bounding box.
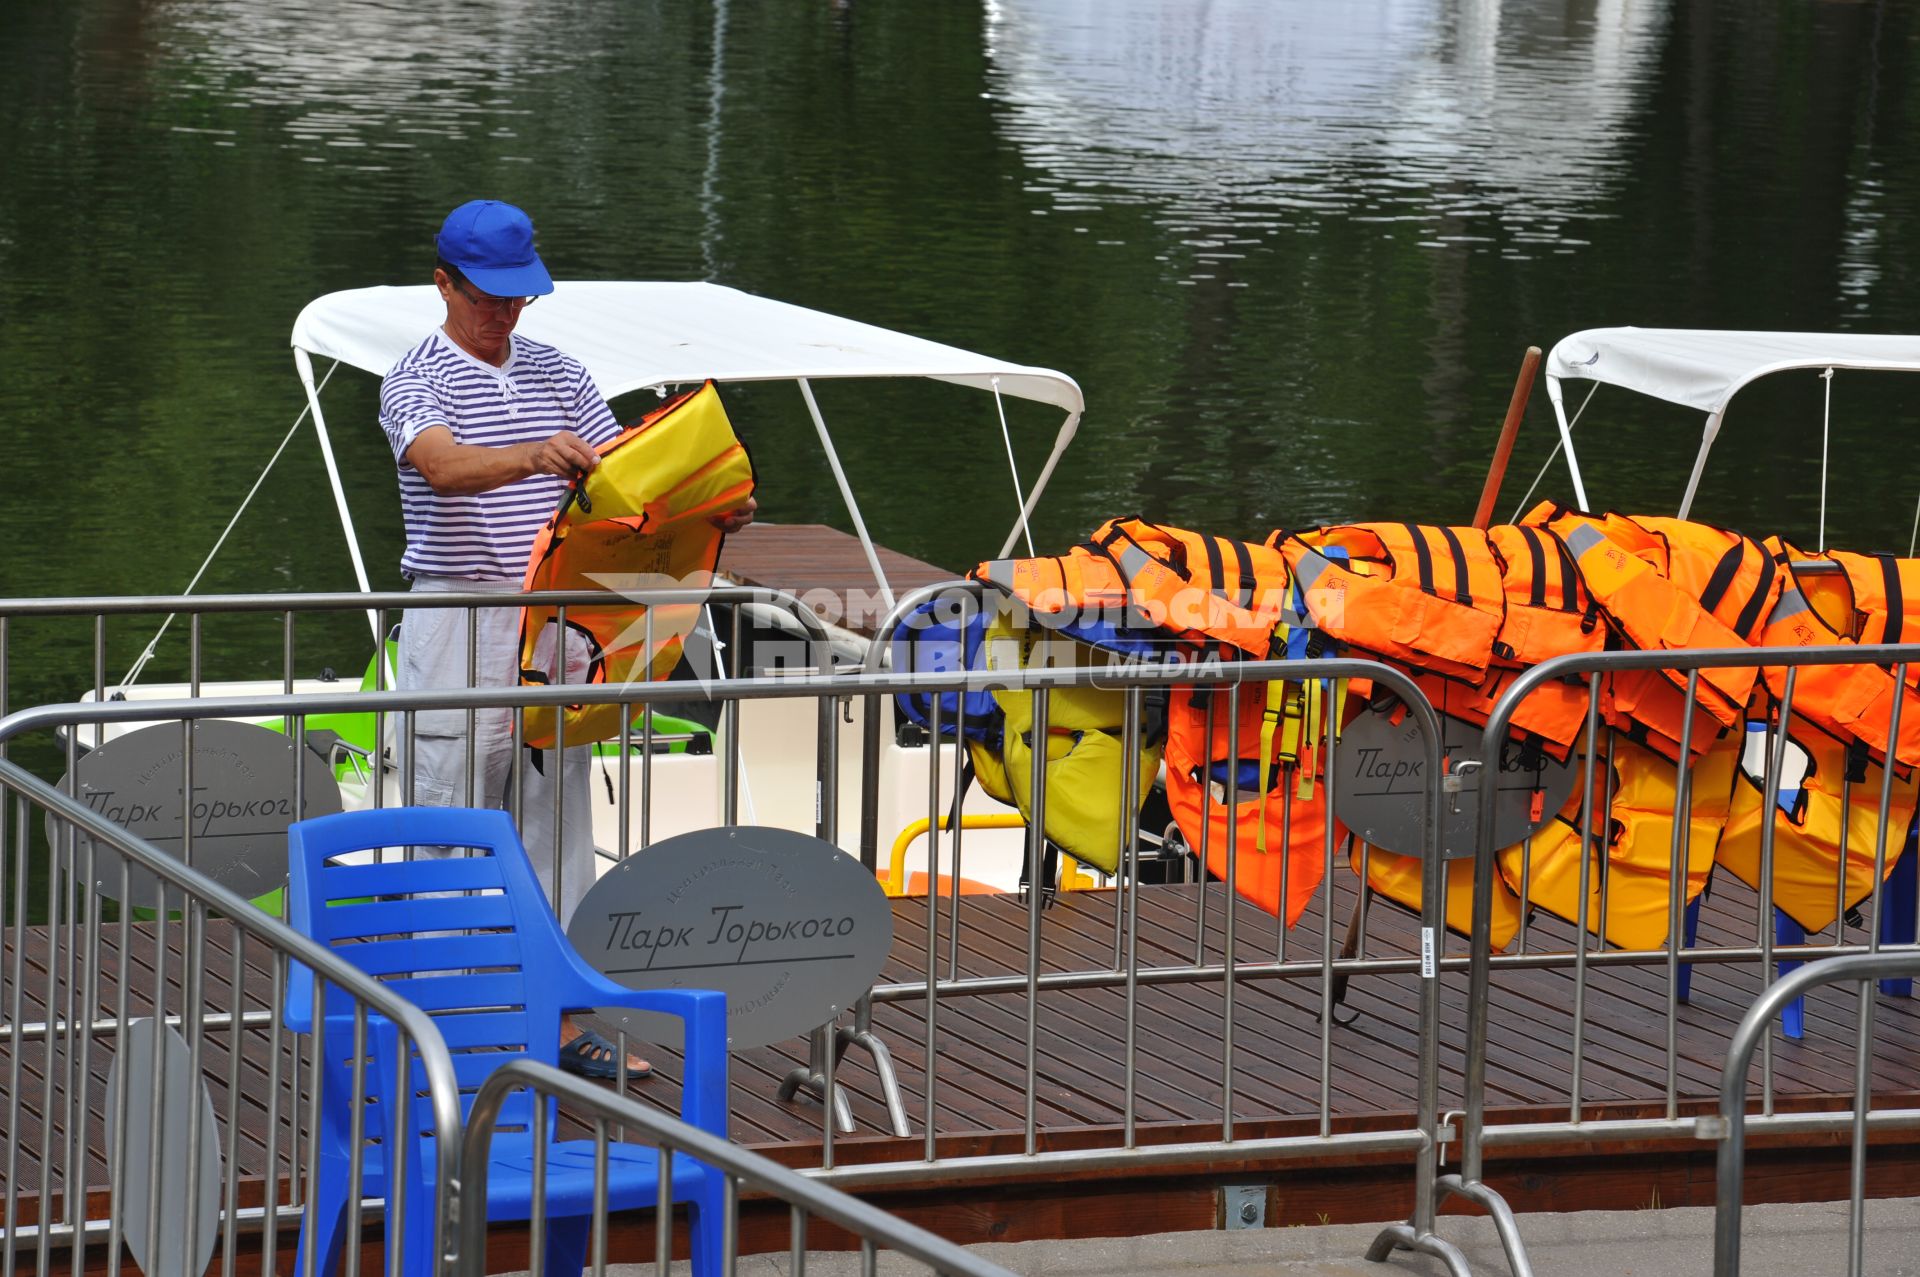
[379,198,752,1079]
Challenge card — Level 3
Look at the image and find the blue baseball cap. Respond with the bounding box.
[435,199,555,298]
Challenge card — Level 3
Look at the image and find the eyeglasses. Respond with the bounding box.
[448,276,536,312]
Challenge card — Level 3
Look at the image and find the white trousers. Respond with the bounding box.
[397,576,597,926]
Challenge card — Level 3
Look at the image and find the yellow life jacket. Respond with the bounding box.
[518,381,755,748]
[1354,842,1525,952]
[1718,718,1918,934]
[1494,733,1737,950]
[976,611,1162,876]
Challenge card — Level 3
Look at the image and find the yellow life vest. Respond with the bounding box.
[518,381,756,748]
[1495,734,1737,950]
[976,611,1162,876]
[1354,843,1525,952]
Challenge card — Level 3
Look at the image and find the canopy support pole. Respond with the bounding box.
[295,347,380,641]
[798,377,895,614]
[997,410,1081,560]
[1675,410,1724,520]
[1818,367,1834,552]
[1546,375,1590,511]
[990,378,1036,559]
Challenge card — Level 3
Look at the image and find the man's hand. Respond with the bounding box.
[521,430,600,479]
[710,497,757,533]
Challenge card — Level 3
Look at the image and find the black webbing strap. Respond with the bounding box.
[1519,527,1548,609]
[1403,522,1437,595]
[1732,543,1776,639]
[1436,525,1473,605]
[1230,538,1255,609]
[1878,553,1905,644]
[1203,535,1226,601]
[1550,530,1581,611]
[1699,541,1746,615]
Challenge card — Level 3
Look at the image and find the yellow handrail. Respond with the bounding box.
[886,813,1100,897]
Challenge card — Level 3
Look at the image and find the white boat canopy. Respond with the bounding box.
[1544,327,1920,519]
[288,281,1086,608]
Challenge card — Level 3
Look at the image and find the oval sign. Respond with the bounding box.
[1336,703,1576,860]
[567,826,895,1050]
[106,1018,223,1277]
[52,719,343,908]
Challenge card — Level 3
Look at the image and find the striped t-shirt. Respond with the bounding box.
[379,329,621,580]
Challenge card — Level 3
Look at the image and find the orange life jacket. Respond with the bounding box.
[975,518,1290,657]
[1824,548,1920,645]
[1525,504,1780,760]
[1085,517,1293,656]
[1275,523,1506,683]
[518,380,755,748]
[1386,522,1603,755]
[973,546,1131,621]
[1407,667,1591,757]
[1162,678,1343,927]
[1486,522,1606,668]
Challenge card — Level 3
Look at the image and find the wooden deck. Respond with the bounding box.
[717,522,956,637]
[4,867,1918,1268]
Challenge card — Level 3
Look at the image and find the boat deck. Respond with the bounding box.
[717,521,955,637]
[6,869,1916,1224]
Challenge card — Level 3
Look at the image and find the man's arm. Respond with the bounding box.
[405,425,600,496]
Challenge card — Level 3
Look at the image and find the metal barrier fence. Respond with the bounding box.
[9,587,1920,1277]
[0,752,465,1276]
[1711,949,1920,1277]
[1440,644,1920,1277]
[0,586,836,837]
[0,629,1464,1273]
[460,1058,1021,1277]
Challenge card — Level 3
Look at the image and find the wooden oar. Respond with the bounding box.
[1472,345,1543,530]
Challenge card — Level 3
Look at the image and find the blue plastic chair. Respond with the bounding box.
[284,806,728,1276]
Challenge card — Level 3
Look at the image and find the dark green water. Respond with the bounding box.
[5,0,1920,711]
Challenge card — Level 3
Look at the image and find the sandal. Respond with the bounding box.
[557,1028,653,1080]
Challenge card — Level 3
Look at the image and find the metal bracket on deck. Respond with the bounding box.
[1221,1184,1267,1229]
[776,994,912,1138]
